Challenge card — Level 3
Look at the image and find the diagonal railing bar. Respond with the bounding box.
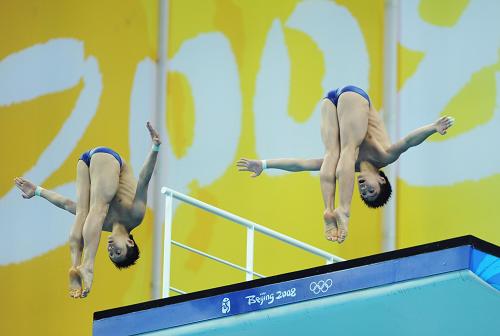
[170,287,186,295]
[172,240,266,278]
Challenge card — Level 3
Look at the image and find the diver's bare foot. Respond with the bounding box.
[333,210,349,243]
[69,267,82,298]
[323,209,338,242]
[77,265,94,298]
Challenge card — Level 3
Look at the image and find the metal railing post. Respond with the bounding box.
[162,188,173,298]
[382,0,399,252]
[246,225,255,281]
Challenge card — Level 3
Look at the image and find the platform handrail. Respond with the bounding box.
[161,186,344,297]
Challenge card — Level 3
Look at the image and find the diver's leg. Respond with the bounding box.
[334,92,369,243]
[319,99,341,242]
[78,153,119,298]
[68,160,90,298]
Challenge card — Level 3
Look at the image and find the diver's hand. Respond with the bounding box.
[146,121,161,146]
[14,177,37,199]
[434,116,454,135]
[237,158,263,178]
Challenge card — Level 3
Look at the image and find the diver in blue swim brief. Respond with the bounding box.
[238,85,455,245]
[14,122,163,298]
[80,147,123,168]
[326,85,371,107]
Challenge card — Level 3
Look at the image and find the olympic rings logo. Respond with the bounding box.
[309,279,333,294]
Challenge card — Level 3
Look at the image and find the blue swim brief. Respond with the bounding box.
[79,147,123,168]
[326,85,371,107]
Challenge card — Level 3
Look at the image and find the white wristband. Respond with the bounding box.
[261,160,267,169]
[152,144,161,152]
[35,186,43,197]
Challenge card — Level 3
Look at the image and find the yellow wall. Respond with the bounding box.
[2,0,498,335]
[0,1,157,334]
[397,0,500,247]
[165,0,385,294]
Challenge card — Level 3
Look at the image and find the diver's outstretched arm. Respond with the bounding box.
[384,116,455,164]
[237,158,323,177]
[14,177,76,215]
[131,122,161,222]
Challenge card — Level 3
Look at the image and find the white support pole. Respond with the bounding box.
[162,192,173,298]
[382,0,399,252]
[246,226,255,281]
[152,0,169,300]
